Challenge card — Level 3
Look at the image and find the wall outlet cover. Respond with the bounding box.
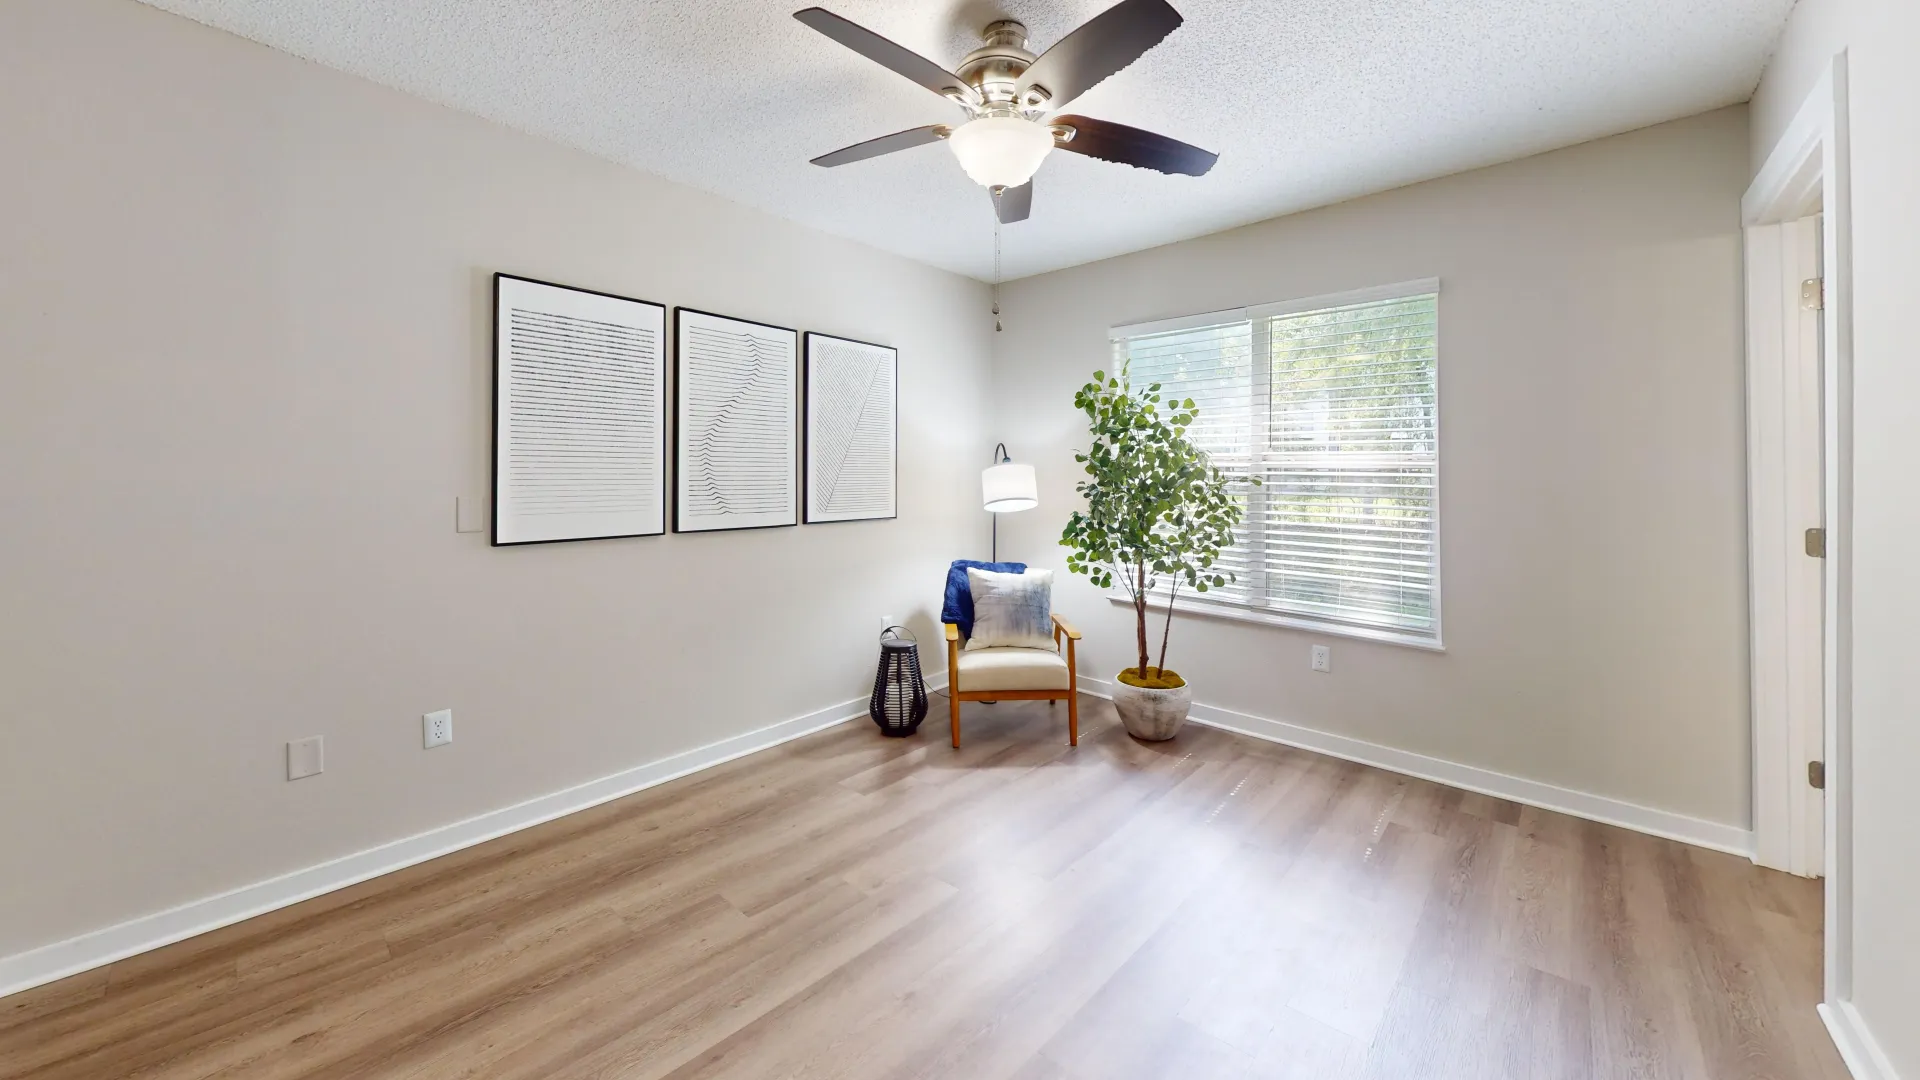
[1311,645,1332,673]
[423,709,453,748]
[287,736,324,780]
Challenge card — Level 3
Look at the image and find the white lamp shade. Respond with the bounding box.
[947,116,1053,189]
[982,461,1038,513]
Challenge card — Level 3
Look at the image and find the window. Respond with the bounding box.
[1110,281,1440,646]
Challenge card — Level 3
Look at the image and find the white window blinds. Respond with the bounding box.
[1112,282,1440,642]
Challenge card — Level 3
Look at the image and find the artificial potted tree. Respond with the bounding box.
[1061,366,1254,741]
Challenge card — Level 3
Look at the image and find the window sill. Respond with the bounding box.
[1107,592,1446,652]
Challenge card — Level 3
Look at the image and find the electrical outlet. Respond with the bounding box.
[423,709,453,749]
[1311,645,1332,673]
[881,614,894,631]
[287,736,324,780]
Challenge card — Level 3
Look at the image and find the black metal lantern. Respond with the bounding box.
[870,626,928,737]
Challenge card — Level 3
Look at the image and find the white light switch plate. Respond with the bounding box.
[424,709,453,748]
[1311,645,1332,673]
[287,736,324,780]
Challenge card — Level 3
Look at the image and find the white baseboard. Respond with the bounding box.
[0,687,921,1002]
[1077,676,1754,858]
[1821,1001,1904,1080]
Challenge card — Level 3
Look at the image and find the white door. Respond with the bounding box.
[1786,213,1825,876]
[1745,213,1827,878]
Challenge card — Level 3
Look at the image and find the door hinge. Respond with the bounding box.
[1801,277,1825,310]
[1808,760,1826,790]
[1805,527,1827,558]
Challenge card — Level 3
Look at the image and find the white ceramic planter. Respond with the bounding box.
[1111,677,1193,741]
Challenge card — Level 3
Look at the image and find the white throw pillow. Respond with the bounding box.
[965,568,1055,651]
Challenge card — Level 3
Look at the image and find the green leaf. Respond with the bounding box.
[1058,357,1251,673]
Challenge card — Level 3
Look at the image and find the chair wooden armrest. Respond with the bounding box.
[1050,613,1082,640]
[944,622,961,642]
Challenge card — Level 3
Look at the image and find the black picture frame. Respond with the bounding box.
[802,332,899,525]
[492,273,667,546]
[672,307,801,533]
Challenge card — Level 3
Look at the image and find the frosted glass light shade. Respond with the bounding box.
[947,117,1053,189]
[982,461,1038,513]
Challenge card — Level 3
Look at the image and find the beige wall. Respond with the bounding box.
[991,108,1753,829]
[0,0,993,960]
[3,0,1844,1012]
[1753,0,1920,1072]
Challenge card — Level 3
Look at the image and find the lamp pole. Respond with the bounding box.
[991,443,1008,562]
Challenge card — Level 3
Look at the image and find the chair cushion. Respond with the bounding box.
[954,647,1070,692]
[965,568,1055,651]
[941,559,1025,639]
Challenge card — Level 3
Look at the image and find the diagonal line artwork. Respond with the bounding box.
[684,325,792,520]
[809,339,894,519]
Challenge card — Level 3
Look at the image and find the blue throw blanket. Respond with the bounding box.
[942,559,1026,639]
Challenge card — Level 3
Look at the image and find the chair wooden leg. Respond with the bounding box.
[1064,634,1079,746]
[950,690,962,749]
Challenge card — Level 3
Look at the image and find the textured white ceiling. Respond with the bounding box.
[137,0,1793,280]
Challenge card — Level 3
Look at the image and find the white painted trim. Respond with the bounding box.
[1742,49,1855,1007]
[1108,278,1440,340]
[1817,50,1856,1010]
[1820,1001,1903,1080]
[1107,592,1444,652]
[1245,277,1440,321]
[1108,305,1248,341]
[1076,676,1753,857]
[0,686,925,1002]
[1745,72,1832,225]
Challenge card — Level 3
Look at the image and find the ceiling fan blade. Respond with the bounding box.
[811,125,951,167]
[993,181,1033,224]
[1016,0,1182,111]
[1051,115,1217,176]
[794,8,980,106]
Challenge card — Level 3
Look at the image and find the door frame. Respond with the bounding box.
[1741,52,1853,1002]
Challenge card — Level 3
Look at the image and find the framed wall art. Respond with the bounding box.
[803,332,897,524]
[493,274,666,545]
[673,307,799,532]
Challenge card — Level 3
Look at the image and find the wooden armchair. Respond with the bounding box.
[944,613,1081,749]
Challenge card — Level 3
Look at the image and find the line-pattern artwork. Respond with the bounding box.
[804,334,897,523]
[674,309,798,532]
[493,275,665,545]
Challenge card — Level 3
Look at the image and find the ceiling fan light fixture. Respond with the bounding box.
[947,116,1053,188]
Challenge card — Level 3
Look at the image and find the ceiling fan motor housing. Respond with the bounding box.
[957,21,1039,112]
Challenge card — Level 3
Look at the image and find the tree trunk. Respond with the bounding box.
[1157,580,1178,678]
[1134,561,1150,677]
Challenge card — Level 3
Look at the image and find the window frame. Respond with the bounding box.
[1105,278,1444,651]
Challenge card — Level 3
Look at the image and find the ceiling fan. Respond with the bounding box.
[793,0,1217,224]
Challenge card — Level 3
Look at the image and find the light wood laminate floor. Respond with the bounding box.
[2,696,1845,1080]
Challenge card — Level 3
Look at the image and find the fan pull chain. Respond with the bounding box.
[992,217,1003,332]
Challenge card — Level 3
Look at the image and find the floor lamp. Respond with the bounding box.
[981,443,1037,562]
